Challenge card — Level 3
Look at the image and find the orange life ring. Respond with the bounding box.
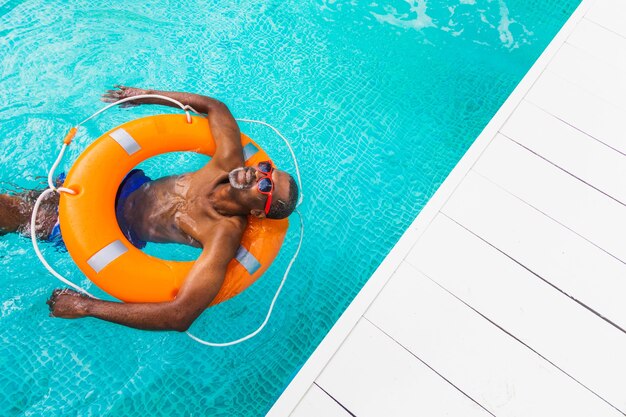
[58,114,289,305]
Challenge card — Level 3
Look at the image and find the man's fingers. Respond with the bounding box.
[101,91,123,103]
[102,86,142,106]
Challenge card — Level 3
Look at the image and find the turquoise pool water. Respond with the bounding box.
[1,0,580,415]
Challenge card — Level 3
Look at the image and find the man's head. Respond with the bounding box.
[227,162,298,219]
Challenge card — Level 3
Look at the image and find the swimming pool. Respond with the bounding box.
[0,0,581,415]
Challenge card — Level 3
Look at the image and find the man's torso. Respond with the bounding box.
[121,162,245,248]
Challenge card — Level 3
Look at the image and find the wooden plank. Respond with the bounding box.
[442,171,626,332]
[365,262,623,417]
[316,319,490,417]
[586,0,626,38]
[473,135,626,261]
[525,70,626,155]
[548,43,626,110]
[291,385,352,417]
[405,215,626,412]
[567,18,626,72]
[500,100,626,204]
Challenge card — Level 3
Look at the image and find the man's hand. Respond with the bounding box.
[47,288,91,319]
[101,85,149,108]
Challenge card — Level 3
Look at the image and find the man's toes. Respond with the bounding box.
[48,288,63,304]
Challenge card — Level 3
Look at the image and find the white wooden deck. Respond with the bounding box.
[268,0,626,415]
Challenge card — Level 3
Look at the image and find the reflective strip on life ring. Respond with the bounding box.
[110,128,141,155]
[87,240,128,273]
[59,114,289,304]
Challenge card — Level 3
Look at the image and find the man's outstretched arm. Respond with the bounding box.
[47,224,242,332]
[103,85,224,115]
[102,85,244,170]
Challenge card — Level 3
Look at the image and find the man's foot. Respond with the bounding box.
[0,191,59,238]
[46,289,90,319]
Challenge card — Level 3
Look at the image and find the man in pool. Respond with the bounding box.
[0,86,299,331]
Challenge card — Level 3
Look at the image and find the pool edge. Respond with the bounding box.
[266,0,595,415]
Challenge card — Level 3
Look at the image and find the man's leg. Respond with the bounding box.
[0,194,28,235]
[0,191,59,238]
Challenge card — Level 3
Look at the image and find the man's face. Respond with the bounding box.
[228,164,290,214]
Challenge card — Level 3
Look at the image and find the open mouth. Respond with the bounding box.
[240,168,253,184]
[229,167,255,190]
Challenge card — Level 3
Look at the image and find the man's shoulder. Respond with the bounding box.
[198,217,246,259]
[198,215,245,242]
[218,215,247,234]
